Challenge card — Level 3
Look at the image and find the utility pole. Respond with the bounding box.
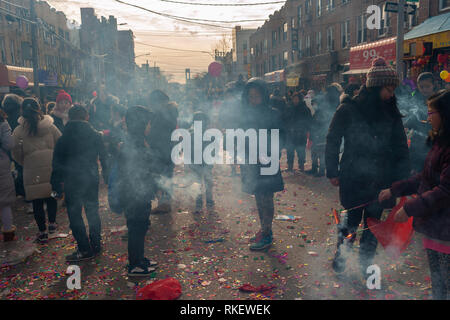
[30,0,40,98]
[396,0,405,81]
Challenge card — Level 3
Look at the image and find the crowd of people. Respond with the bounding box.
[0,56,448,299]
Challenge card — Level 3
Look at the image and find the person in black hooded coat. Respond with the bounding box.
[325,58,411,275]
[236,78,284,251]
[284,91,312,172]
[146,90,179,214]
[51,105,108,261]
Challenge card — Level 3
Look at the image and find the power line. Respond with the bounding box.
[135,41,213,56]
[114,0,233,29]
[155,0,285,6]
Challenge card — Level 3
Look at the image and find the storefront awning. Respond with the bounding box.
[342,68,370,75]
[405,12,450,41]
[0,64,35,87]
[264,69,285,83]
[349,37,396,70]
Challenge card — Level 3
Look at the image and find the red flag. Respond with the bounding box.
[367,197,414,260]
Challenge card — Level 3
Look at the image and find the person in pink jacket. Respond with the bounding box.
[379,89,450,300]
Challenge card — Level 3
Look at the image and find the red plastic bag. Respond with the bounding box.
[136,278,182,300]
[367,197,414,260]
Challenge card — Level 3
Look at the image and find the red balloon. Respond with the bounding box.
[208,62,222,78]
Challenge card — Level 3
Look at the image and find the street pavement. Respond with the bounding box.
[0,153,433,300]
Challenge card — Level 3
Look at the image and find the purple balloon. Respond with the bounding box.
[16,76,29,89]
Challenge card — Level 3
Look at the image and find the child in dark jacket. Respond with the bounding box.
[379,89,450,300]
[238,79,284,251]
[188,111,214,213]
[51,105,108,261]
[117,106,159,277]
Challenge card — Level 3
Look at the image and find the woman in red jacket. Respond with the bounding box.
[379,89,450,300]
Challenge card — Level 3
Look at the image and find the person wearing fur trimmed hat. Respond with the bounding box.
[325,58,411,277]
[51,90,72,133]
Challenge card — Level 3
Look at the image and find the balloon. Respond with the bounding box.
[92,91,97,97]
[208,62,222,78]
[440,70,449,80]
[446,76,450,83]
[16,76,29,89]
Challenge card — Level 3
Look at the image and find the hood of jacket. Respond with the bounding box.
[17,114,55,137]
[62,120,100,142]
[242,78,271,109]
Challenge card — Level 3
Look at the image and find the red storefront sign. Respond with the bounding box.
[349,37,396,70]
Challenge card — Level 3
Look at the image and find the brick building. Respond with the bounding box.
[231,26,256,81]
[250,0,448,91]
[0,0,83,93]
[79,7,136,94]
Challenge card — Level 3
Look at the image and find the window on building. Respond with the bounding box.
[305,0,312,16]
[65,31,70,41]
[10,40,16,65]
[357,15,367,44]
[278,27,282,44]
[271,55,276,71]
[283,51,288,67]
[291,17,295,29]
[440,0,450,10]
[316,31,322,54]
[327,26,334,51]
[0,37,6,64]
[264,39,268,53]
[317,0,322,17]
[342,0,349,4]
[272,31,277,48]
[341,20,350,48]
[306,35,311,56]
[283,23,288,41]
[327,0,335,11]
[379,4,391,36]
[244,55,248,65]
[298,38,303,58]
[297,5,302,27]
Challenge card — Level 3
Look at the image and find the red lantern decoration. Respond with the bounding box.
[208,62,222,78]
[438,54,446,64]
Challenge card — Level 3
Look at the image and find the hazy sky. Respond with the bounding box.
[46,0,285,83]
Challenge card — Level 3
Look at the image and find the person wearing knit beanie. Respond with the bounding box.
[56,90,72,105]
[52,90,72,132]
[366,57,399,88]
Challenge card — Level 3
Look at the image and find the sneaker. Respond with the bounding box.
[142,257,158,267]
[26,204,34,215]
[48,223,57,234]
[332,250,346,273]
[65,250,95,262]
[127,265,157,277]
[250,234,273,251]
[35,232,48,244]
